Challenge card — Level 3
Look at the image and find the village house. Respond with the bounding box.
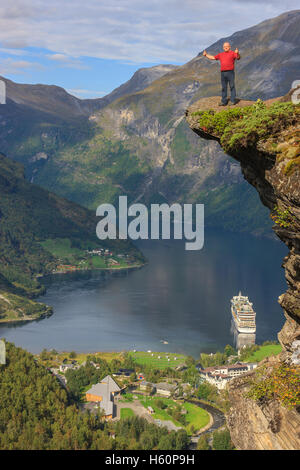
[139,381,155,393]
[86,249,103,256]
[89,361,101,369]
[155,382,178,397]
[85,375,121,419]
[199,362,258,390]
[109,259,120,265]
[59,363,77,372]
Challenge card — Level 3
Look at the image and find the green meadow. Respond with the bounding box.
[242,344,282,362]
[129,351,187,369]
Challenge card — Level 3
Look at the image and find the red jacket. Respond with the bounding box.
[214,51,239,71]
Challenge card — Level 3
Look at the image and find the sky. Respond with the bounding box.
[0,0,298,98]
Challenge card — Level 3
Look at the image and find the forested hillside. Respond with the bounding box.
[0,342,188,450]
[0,152,144,323]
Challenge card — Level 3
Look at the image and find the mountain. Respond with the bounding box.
[0,152,143,323]
[1,10,299,236]
[0,64,177,120]
[97,64,178,106]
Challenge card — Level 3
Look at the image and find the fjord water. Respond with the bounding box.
[0,230,287,357]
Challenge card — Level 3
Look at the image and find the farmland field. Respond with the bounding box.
[129,351,187,369]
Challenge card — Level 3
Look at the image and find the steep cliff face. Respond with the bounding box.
[186,90,300,449]
[226,356,300,450]
[186,92,300,354]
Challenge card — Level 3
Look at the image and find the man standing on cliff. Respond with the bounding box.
[203,42,240,106]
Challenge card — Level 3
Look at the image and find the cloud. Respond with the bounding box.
[46,53,89,69]
[0,47,29,56]
[0,1,298,64]
[67,88,107,98]
[0,58,44,75]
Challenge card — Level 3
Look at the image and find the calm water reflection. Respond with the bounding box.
[0,230,287,357]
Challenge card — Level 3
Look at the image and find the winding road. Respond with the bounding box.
[186,400,225,448]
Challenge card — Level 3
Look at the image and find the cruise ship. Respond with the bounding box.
[231,292,256,333]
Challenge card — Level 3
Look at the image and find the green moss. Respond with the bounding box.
[194,101,298,153]
[246,364,300,409]
[270,205,295,228]
[273,130,300,175]
[284,155,300,176]
[193,106,245,135]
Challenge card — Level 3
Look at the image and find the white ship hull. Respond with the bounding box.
[231,321,256,349]
[233,324,256,334]
[231,306,256,334]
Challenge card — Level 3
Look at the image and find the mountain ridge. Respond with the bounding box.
[0,64,177,119]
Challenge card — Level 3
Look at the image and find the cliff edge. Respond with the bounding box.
[186,89,300,449]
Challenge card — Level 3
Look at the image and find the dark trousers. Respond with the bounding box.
[221,70,236,104]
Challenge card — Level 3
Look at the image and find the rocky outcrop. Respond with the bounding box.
[186,92,300,356]
[186,90,300,450]
[226,357,300,450]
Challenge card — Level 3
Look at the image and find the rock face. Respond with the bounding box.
[226,358,300,450]
[186,91,300,450]
[186,92,300,355]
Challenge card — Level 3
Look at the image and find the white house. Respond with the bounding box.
[199,362,257,390]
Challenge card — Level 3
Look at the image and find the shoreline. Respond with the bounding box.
[0,308,53,326]
[40,262,146,277]
[0,264,145,328]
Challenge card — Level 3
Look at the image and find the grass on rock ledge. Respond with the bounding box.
[246,364,300,409]
[192,101,299,155]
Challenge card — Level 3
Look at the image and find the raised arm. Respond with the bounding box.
[235,48,241,60]
[203,50,216,60]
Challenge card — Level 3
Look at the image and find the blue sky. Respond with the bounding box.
[0,1,298,98]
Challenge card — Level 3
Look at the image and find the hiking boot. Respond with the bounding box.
[218,102,227,106]
[230,99,239,105]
